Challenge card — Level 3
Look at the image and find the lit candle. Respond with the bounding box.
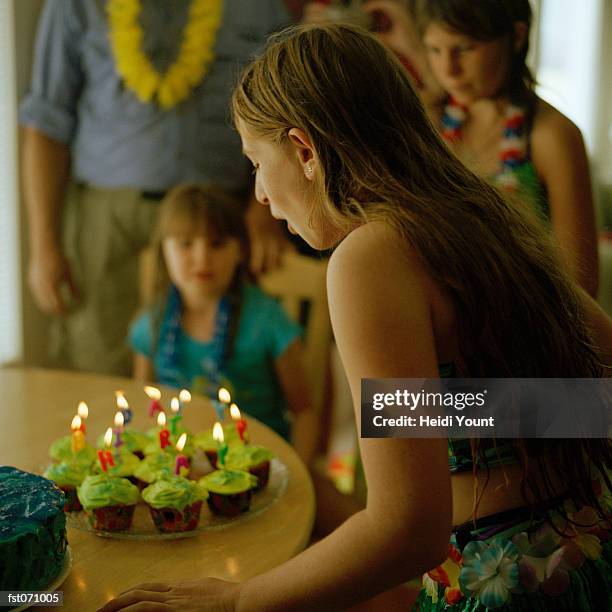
[97,427,116,472]
[113,411,124,449]
[174,433,189,475]
[178,389,191,413]
[116,392,132,425]
[230,403,248,442]
[70,415,86,454]
[212,387,231,422]
[212,422,228,468]
[77,401,88,434]
[158,411,171,450]
[144,386,163,419]
[169,397,181,437]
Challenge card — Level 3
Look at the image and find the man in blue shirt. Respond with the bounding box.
[20,0,291,375]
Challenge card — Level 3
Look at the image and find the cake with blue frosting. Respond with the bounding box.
[0,466,68,591]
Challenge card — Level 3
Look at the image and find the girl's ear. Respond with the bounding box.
[287,127,317,180]
[513,21,528,53]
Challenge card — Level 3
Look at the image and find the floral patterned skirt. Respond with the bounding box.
[414,501,612,611]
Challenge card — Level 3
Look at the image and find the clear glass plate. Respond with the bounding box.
[66,458,289,540]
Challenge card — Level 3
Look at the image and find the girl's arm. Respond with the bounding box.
[531,101,599,297]
[101,222,451,611]
[235,222,451,610]
[275,338,318,466]
[133,353,155,382]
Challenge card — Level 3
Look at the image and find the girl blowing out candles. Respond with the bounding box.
[102,24,612,611]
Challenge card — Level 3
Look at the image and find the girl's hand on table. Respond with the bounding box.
[98,578,239,611]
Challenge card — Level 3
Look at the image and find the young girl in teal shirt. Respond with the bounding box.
[129,184,316,460]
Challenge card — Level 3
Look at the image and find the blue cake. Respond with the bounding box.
[0,467,67,591]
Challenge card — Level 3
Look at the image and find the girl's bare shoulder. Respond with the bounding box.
[531,98,585,151]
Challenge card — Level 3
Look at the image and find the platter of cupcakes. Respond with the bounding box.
[43,388,289,540]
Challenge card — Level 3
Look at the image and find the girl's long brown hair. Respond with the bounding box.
[232,23,611,516]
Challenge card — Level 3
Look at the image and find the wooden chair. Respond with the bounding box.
[259,251,332,432]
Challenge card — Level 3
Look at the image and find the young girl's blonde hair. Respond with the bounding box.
[232,23,610,514]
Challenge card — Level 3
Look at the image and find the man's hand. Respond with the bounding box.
[28,243,79,316]
[246,201,291,276]
[97,578,240,612]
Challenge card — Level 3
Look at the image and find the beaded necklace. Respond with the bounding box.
[441,97,527,192]
[156,285,231,392]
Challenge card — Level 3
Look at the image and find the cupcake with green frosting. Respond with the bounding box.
[96,430,149,459]
[198,469,258,517]
[133,452,179,487]
[142,476,208,532]
[192,424,241,468]
[91,448,141,485]
[77,474,140,532]
[225,445,274,491]
[44,461,91,512]
[49,435,97,465]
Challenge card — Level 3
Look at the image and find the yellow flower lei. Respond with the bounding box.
[107,0,223,109]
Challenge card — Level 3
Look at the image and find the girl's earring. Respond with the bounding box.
[306,164,314,177]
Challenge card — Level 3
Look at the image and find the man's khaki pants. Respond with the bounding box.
[49,184,159,376]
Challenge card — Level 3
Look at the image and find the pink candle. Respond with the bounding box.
[174,455,189,475]
[174,433,189,475]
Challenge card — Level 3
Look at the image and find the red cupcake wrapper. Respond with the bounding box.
[148,500,203,533]
[207,490,252,517]
[249,461,270,491]
[87,504,136,531]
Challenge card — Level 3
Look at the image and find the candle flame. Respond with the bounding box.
[144,386,161,401]
[212,422,224,444]
[170,397,180,413]
[218,387,231,404]
[104,427,113,448]
[157,411,166,427]
[114,411,124,427]
[176,432,187,452]
[71,415,82,432]
[179,389,191,403]
[230,403,241,420]
[116,394,129,410]
[114,389,124,399]
[77,401,89,420]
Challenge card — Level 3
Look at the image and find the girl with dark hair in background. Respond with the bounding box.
[413,0,599,297]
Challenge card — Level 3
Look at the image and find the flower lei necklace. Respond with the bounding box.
[441,97,527,192]
[107,0,223,109]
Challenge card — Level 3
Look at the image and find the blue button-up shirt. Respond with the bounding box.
[19,0,290,192]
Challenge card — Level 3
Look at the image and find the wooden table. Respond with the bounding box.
[0,368,315,611]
